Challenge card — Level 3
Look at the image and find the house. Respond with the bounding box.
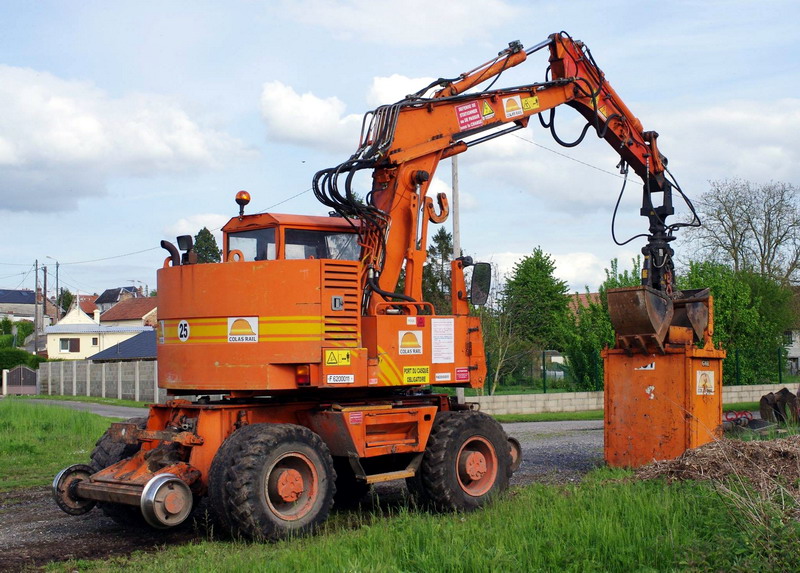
[75,294,99,316]
[89,330,156,362]
[0,288,58,325]
[44,305,151,360]
[94,286,140,313]
[100,297,157,327]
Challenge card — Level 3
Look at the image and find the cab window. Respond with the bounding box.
[284,229,359,260]
[228,228,276,261]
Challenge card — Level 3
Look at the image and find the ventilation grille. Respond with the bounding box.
[323,262,360,344]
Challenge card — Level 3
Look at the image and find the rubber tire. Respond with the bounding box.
[89,416,148,527]
[218,423,336,541]
[332,457,370,509]
[413,411,511,512]
[205,425,249,538]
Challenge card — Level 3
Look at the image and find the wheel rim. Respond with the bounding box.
[140,473,193,529]
[265,452,318,521]
[456,436,498,497]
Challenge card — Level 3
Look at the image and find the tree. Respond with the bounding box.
[504,247,571,350]
[678,261,794,383]
[564,257,641,390]
[477,263,529,394]
[59,288,74,313]
[194,227,222,263]
[682,179,800,282]
[423,227,453,314]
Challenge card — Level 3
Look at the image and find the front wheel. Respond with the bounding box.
[412,411,511,511]
[218,424,335,540]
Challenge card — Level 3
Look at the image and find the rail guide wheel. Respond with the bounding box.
[140,473,193,528]
[52,464,97,515]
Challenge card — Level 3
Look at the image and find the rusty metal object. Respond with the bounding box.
[52,464,97,515]
[670,288,711,342]
[140,473,194,528]
[607,286,674,354]
[109,422,204,447]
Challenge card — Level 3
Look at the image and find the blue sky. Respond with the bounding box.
[1,0,798,299]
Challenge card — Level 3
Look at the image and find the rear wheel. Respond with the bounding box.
[217,424,335,540]
[89,416,148,526]
[412,411,511,511]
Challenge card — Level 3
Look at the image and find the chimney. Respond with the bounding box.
[93,309,100,324]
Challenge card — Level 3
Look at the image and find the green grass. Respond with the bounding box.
[0,400,115,490]
[18,394,148,409]
[495,409,604,423]
[51,468,799,572]
[2,399,796,571]
[723,401,759,412]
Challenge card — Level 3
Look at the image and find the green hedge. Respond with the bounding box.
[0,348,44,370]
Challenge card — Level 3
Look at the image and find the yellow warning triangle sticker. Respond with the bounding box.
[481,101,494,118]
[326,351,338,365]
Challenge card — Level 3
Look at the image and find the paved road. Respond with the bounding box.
[22,398,147,420]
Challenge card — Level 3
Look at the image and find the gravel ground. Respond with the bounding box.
[0,401,603,570]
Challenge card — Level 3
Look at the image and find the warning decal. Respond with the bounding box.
[696,371,715,395]
[481,100,495,120]
[325,349,352,366]
[403,366,430,385]
[398,331,423,355]
[521,96,540,112]
[503,95,523,118]
[455,101,483,130]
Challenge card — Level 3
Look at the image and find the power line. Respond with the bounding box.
[511,133,626,180]
[59,247,161,266]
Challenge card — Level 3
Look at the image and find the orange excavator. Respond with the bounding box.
[53,31,715,539]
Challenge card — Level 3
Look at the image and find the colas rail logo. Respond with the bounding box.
[398,330,423,355]
[228,317,258,343]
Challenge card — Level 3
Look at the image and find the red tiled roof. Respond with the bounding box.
[100,297,157,321]
[569,292,601,314]
[76,294,98,314]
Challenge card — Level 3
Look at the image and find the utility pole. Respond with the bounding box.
[34,259,40,355]
[47,256,60,320]
[452,156,465,405]
[43,265,48,327]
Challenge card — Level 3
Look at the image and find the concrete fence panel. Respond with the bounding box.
[35,362,799,414]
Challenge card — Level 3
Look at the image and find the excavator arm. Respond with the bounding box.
[313,31,689,316]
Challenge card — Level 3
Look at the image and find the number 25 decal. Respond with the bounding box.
[178,320,190,342]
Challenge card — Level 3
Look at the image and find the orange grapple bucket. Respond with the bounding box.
[606,286,673,352]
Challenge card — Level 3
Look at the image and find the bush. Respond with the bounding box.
[0,334,13,348]
[0,348,40,370]
[14,320,34,343]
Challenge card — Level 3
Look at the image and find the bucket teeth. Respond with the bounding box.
[607,286,673,353]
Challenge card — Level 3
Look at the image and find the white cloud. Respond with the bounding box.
[164,214,229,247]
[551,252,607,292]
[367,74,437,106]
[260,80,363,153]
[0,65,252,212]
[653,99,800,188]
[283,0,520,46]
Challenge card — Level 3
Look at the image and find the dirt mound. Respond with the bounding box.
[636,436,800,495]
